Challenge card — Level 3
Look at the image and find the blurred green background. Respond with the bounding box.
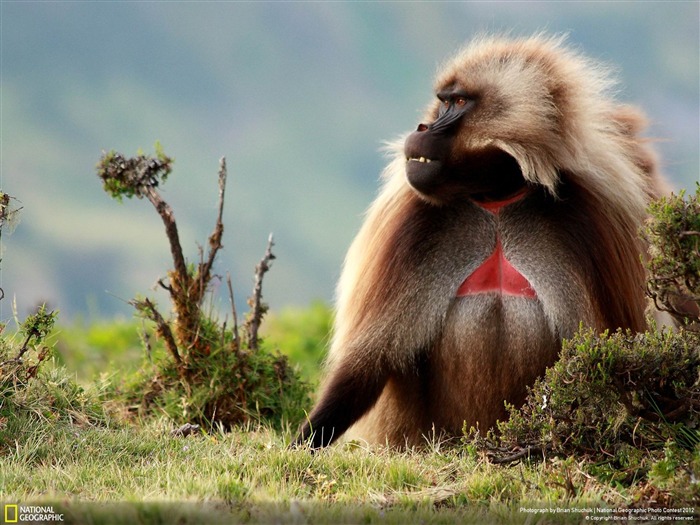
[53,301,332,386]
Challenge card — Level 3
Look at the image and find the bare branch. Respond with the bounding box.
[142,186,189,290]
[247,234,275,351]
[131,297,183,369]
[227,272,240,353]
[489,444,551,464]
[193,157,227,304]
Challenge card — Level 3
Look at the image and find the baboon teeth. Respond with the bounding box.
[407,157,432,163]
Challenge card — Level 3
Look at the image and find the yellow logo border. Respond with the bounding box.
[4,504,18,524]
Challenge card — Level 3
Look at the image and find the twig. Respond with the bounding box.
[131,297,183,369]
[15,329,37,362]
[489,444,551,464]
[171,423,201,437]
[157,278,173,293]
[0,357,20,369]
[227,272,240,353]
[247,234,275,351]
[193,157,227,304]
[0,193,12,302]
[0,192,10,231]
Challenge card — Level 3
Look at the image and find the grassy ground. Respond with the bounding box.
[1,311,697,524]
[0,418,668,524]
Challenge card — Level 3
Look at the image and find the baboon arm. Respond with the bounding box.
[294,357,389,449]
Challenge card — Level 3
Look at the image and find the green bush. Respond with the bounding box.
[467,327,699,505]
[645,185,700,325]
[479,328,698,453]
[114,315,311,430]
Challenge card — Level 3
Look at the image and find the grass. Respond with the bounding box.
[0,420,660,524]
[3,152,699,524]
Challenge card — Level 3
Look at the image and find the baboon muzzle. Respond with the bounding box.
[404,122,450,194]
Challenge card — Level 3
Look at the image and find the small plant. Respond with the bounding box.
[0,305,58,408]
[96,145,310,429]
[0,193,110,451]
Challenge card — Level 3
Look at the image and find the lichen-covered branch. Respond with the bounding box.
[96,149,190,291]
[97,144,172,200]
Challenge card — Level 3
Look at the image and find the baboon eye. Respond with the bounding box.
[437,98,448,116]
[455,97,468,107]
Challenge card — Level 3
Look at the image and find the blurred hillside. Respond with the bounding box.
[2,2,698,320]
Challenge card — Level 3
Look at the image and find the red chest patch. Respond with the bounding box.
[456,239,536,298]
[456,190,537,299]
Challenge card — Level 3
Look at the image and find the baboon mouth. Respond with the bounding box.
[405,158,445,194]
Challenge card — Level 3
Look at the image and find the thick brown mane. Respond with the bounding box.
[556,175,648,332]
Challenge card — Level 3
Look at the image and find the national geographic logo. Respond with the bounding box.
[2,505,16,524]
[3,505,64,523]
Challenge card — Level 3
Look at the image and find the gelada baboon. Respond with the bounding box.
[295,34,668,449]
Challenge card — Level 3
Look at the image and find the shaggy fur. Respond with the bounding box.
[296,34,668,449]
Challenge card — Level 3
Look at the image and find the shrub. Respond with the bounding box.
[645,185,700,326]
[96,146,310,430]
[0,306,112,440]
[474,327,699,460]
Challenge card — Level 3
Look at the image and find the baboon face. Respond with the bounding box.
[403,45,564,206]
[403,88,527,205]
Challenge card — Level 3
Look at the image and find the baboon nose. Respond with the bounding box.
[417,123,429,132]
